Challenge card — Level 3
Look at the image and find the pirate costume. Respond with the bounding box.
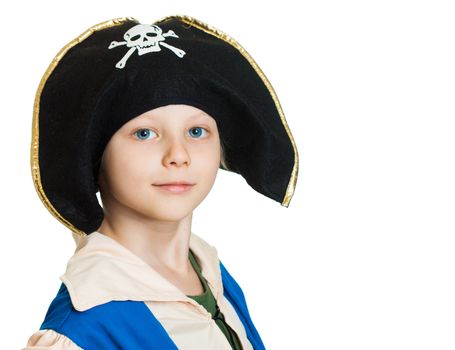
[24,14,299,350]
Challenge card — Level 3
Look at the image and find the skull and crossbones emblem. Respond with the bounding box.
[108,24,186,69]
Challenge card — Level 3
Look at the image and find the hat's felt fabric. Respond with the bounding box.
[32,15,299,235]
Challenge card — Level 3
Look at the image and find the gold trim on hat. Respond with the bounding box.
[31,17,137,237]
[156,14,299,207]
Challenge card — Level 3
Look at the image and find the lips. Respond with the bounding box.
[152,181,195,193]
[153,181,195,186]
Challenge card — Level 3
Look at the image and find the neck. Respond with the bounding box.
[97,210,194,276]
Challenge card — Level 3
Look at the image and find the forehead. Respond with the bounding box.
[131,104,215,123]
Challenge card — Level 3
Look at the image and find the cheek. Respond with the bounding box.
[107,146,152,193]
[194,146,221,181]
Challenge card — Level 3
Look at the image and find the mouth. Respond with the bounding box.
[152,182,195,194]
[154,181,195,186]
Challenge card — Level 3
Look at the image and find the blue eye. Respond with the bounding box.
[134,128,157,140]
[133,127,208,141]
[188,127,208,138]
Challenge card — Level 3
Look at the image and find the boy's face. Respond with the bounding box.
[97,104,221,222]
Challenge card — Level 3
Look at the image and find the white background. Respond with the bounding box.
[2,0,454,349]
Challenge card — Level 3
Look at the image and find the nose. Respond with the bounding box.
[162,140,191,168]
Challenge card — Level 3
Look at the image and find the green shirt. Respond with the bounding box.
[187,249,244,350]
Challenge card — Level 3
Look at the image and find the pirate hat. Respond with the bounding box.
[31,15,299,236]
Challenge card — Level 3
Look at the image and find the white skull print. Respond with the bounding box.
[108,24,186,69]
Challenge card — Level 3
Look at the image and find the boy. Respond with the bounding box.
[24,14,298,349]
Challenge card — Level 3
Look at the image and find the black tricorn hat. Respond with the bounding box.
[31,15,299,236]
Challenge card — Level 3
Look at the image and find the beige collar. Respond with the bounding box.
[60,231,224,312]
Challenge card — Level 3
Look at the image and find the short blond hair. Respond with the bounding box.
[220,139,229,170]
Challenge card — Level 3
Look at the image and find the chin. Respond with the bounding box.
[143,202,197,221]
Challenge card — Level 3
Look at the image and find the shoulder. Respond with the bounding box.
[36,282,164,349]
[35,282,115,348]
[22,329,82,349]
